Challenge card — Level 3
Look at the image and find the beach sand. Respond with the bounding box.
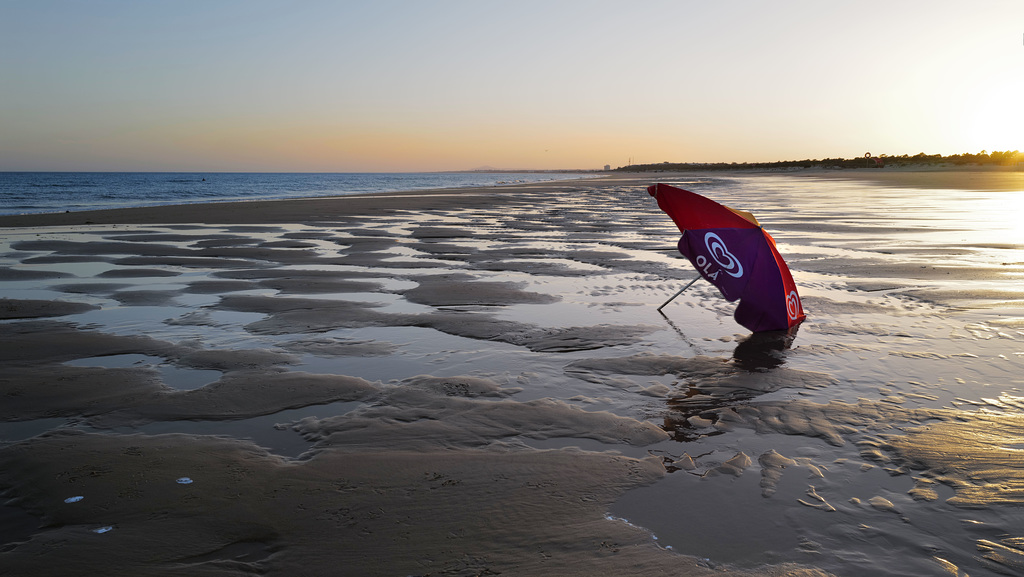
[3,168,1024,575]
[791,164,1024,192]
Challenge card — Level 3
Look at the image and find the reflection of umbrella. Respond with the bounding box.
[648,183,805,332]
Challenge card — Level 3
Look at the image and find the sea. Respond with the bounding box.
[0,171,594,216]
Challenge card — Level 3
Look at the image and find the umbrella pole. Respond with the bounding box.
[657,277,700,312]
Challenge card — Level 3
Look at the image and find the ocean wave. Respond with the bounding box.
[0,172,593,215]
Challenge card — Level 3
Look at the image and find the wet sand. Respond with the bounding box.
[3,169,1024,575]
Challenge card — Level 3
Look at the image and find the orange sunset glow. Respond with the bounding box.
[2,1,1022,171]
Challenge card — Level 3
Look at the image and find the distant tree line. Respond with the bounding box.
[613,150,1023,172]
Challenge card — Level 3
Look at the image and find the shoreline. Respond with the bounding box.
[0,171,603,223]
[3,166,1020,229]
[0,175,620,227]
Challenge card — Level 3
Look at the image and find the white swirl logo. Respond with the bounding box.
[786,290,801,320]
[703,232,743,278]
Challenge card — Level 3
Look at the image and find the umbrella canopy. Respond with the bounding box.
[648,183,805,332]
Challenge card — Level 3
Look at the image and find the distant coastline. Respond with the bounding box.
[614,150,1023,173]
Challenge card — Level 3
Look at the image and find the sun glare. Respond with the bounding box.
[963,76,1024,153]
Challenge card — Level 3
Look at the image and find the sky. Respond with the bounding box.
[1,0,1022,172]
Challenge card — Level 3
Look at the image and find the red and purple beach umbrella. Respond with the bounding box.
[648,183,805,332]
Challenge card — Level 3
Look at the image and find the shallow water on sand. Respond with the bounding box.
[2,173,1024,575]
